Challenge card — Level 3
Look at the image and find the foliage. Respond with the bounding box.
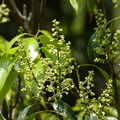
[1,0,120,120]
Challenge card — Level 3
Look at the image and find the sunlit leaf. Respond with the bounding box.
[69,0,79,15]
[53,100,77,120]
[22,37,39,62]
[0,71,19,104]
[0,56,18,94]
[7,33,30,52]
[40,30,52,39]
[69,0,85,15]
[85,113,99,120]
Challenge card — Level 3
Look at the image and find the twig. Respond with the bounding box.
[5,0,31,33]
[38,0,46,30]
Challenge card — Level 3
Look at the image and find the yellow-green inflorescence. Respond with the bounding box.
[18,19,74,101]
[38,19,75,101]
[112,0,120,8]
[93,9,120,65]
[0,3,10,23]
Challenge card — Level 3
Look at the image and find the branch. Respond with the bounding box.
[5,0,31,33]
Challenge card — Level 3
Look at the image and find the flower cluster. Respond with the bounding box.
[93,9,120,64]
[78,70,96,112]
[0,3,10,23]
[37,19,75,101]
[112,0,120,8]
[96,79,113,117]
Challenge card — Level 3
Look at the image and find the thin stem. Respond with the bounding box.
[5,0,31,33]
[109,62,120,119]
[38,0,46,30]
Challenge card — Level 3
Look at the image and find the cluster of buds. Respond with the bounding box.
[0,3,10,23]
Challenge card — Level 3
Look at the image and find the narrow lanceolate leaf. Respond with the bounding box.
[17,105,34,120]
[53,100,77,120]
[85,113,99,120]
[69,0,79,15]
[69,0,85,15]
[79,64,109,82]
[0,71,19,104]
[0,56,18,99]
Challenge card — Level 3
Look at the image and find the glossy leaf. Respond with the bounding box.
[69,0,79,15]
[17,104,34,120]
[53,100,77,120]
[69,0,85,15]
[103,116,118,120]
[85,113,99,120]
[87,32,99,63]
[0,71,19,104]
[7,33,31,52]
[22,37,39,62]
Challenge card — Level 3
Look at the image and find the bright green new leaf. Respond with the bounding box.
[53,100,77,120]
[22,37,39,62]
[85,113,99,120]
[0,71,19,104]
[40,30,52,39]
[0,56,18,94]
[7,33,30,52]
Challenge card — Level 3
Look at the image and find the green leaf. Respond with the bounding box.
[85,113,99,120]
[0,114,4,120]
[87,0,97,12]
[17,105,34,120]
[22,37,39,62]
[79,64,109,82]
[7,33,30,52]
[116,80,120,105]
[1,99,9,120]
[53,100,77,120]
[69,0,85,15]
[0,71,19,104]
[87,32,99,63]
[0,56,18,94]
[103,116,118,120]
[40,30,52,39]
[69,0,79,15]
